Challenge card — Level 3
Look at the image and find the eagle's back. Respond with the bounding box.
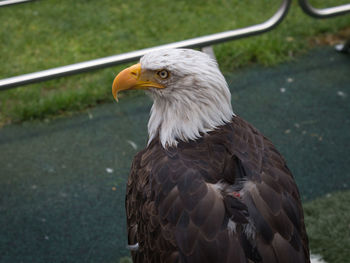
[126,116,310,263]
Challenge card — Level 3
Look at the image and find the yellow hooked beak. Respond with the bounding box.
[112,63,165,101]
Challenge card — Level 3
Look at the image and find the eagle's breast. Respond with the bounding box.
[126,116,309,263]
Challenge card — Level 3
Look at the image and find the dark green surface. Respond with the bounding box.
[0,48,349,262]
[304,190,350,263]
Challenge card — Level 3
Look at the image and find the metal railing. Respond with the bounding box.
[299,0,350,18]
[298,0,350,53]
[0,0,33,7]
[0,0,291,91]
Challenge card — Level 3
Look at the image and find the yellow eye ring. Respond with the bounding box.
[157,69,169,79]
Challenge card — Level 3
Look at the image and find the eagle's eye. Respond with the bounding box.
[157,69,169,79]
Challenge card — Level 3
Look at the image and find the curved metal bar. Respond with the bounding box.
[0,0,33,7]
[299,0,350,18]
[0,0,291,91]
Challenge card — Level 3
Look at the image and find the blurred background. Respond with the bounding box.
[0,0,349,262]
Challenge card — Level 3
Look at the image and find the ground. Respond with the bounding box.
[0,47,349,262]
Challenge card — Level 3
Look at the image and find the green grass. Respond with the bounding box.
[304,191,350,263]
[0,0,349,124]
[118,257,132,263]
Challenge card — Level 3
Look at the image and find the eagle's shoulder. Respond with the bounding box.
[227,116,310,262]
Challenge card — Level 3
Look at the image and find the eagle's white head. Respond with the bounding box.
[112,48,234,148]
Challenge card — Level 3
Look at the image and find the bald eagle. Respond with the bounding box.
[112,49,310,263]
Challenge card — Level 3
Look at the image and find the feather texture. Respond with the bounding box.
[142,49,234,148]
[118,48,310,262]
[126,116,310,263]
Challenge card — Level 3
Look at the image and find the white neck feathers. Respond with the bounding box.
[140,48,235,148]
[147,74,234,148]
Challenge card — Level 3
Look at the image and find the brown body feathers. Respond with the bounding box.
[126,116,310,263]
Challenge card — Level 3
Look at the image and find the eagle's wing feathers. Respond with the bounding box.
[125,152,142,260]
[157,163,248,263]
[126,117,309,263]
[127,143,251,262]
[230,117,309,262]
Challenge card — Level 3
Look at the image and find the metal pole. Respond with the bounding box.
[299,0,350,53]
[0,0,291,91]
[0,0,33,7]
[299,0,350,18]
